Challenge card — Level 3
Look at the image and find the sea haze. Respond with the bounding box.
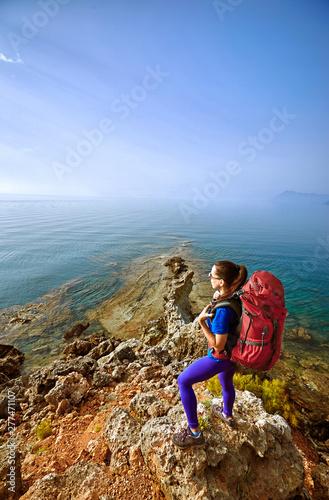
[0,197,328,339]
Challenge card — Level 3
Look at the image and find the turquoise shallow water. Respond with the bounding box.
[0,197,328,342]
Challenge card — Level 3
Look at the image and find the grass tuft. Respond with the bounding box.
[206,372,301,428]
[35,419,52,440]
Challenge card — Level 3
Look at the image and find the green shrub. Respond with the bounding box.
[199,413,210,431]
[206,373,301,428]
[35,419,52,440]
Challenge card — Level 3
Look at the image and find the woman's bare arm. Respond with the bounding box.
[198,305,228,351]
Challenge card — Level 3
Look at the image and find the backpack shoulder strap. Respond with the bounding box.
[211,298,242,318]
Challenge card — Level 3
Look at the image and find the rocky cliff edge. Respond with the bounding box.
[0,257,316,499]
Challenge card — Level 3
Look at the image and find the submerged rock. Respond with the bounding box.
[284,327,312,341]
[63,322,90,342]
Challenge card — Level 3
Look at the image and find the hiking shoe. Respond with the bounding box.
[212,404,235,427]
[172,427,205,449]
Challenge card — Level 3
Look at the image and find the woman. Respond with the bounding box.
[172,260,248,449]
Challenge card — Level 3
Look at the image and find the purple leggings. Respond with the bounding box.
[177,356,236,429]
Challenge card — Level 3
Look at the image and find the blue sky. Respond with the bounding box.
[0,0,328,199]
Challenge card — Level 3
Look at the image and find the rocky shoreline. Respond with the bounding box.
[0,255,328,498]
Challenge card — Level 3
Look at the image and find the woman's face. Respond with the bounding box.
[209,265,223,290]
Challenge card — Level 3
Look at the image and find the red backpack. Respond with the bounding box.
[210,271,288,371]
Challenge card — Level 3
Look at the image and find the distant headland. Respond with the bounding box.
[272,190,329,204]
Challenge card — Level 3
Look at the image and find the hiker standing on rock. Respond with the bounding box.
[172,260,248,449]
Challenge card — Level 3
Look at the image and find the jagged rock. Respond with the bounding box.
[129,393,170,419]
[98,339,139,367]
[139,317,167,346]
[164,269,194,324]
[104,406,141,448]
[88,339,115,360]
[0,444,22,499]
[125,361,143,376]
[62,340,93,360]
[0,344,25,379]
[92,370,113,388]
[162,319,207,360]
[89,332,108,345]
[0,377,26,419]
[140,391,305,500]
[131,365,163,386]
[104,407,141,475]
[141,415,211,499]
[26,356,97,405]
[164,256,188,278]
[161,359,194,381]
[20,460,112,499]
[44,372,89,409]
[86,439,111,462]
[115,339,140,358]
[137,264,206,360]
[63,322,90,342]
[312,462,329,499]
[56,398,70,416]
[111,366,125,381]
[143,345,171,366]
[283,370,329,430]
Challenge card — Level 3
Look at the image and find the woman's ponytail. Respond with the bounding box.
[213,261,248,302]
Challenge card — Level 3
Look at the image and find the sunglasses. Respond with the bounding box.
[208,272,221,280]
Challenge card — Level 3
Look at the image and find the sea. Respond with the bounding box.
[0,197,328,351]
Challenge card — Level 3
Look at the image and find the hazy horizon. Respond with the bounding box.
[0,189,328,203]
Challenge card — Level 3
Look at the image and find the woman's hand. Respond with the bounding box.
[198,304,214,324]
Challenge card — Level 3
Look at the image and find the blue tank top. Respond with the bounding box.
[207,306,238,361]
